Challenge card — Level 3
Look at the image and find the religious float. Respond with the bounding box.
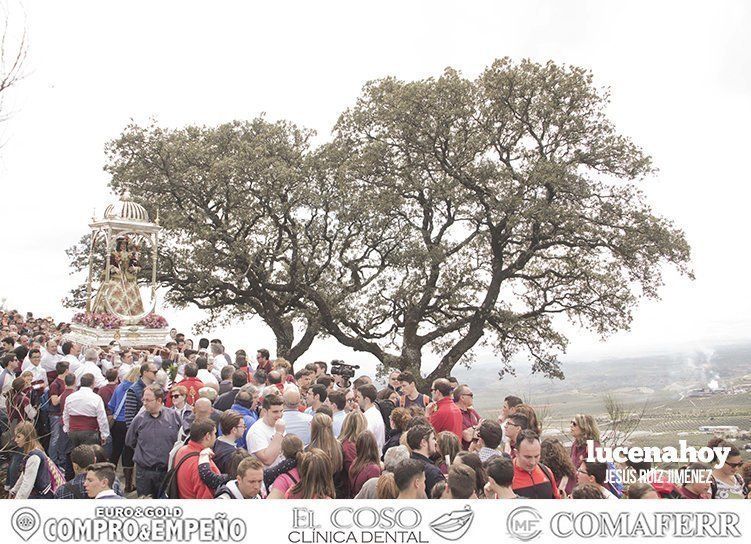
[67,193,169,348]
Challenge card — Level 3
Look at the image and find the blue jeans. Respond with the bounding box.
[48,415,64,466]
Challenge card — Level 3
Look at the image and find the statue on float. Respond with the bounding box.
[68,192,169,347]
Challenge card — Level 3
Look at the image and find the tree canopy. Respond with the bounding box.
[69,58,692,387]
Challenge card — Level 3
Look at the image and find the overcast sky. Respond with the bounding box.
[1,1,749,374]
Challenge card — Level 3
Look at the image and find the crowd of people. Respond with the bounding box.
[1,308,750,500]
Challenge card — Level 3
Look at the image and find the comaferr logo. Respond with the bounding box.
[11,508,41,542]
[506,506,542,542]
[429,505,474,541]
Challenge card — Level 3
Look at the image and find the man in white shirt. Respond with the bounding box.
[356,384,385,449]
[196,356,219,389]
[61,340,82,375]
[23,349,49,394]
[63,373,110,447]
[247,394,286,467]
[38,338,62,376]
[116,349,135,380]
[210,343,227,380]
[75,348,107,389]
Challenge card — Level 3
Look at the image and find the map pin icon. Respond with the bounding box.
[11,508,41,541]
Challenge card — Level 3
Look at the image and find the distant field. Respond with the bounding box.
[458,344,751,459]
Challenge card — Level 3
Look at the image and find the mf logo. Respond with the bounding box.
[506,506,542,542]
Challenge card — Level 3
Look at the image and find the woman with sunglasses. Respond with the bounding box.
[568,414,600,496]
[169,385,193,425]
[710,441,748,499]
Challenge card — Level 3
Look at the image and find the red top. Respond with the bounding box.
[174,441,220,499]
[429,397,463,439]
[460,407,481,450]
[98,383,117,415]
[350,463,382,498]
[167,377,204,407]
[512,461,561,499]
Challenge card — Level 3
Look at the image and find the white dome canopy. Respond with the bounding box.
[103,192,150,222]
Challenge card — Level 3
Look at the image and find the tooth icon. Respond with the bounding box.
[430,505,475,541]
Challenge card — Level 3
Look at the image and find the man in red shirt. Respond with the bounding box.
[512,431,560,499]
[174,419,220,499]
[428,378,462,439]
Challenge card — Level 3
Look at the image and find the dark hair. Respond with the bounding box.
[189,419,216,442]
[455,451,487,497]
[304,363,318,373]
[198,338,210,350]
[184,363,198,378]
[236,354,248,368]
[516,429,540,449]
[140,362,152,376]
[91,444,109,463]
[627,481,657,499]
[430,480,447,499]
[64,373,76,386]
[316,405,333,418]
[505,395,523,408]
[28,348,40,359]
[257,348,270,360]
[572,483,604,499]
[294,368,313,380]
[70,444,96,469]
[220,410,243,435]
[540,438,577,483]
[327,390,346,411]
[225,449,252,480]
[393,459,425,491]
[316,375,333,389]
[196,357,208,370]
[262,394,284,410]
[486,457,514,487]
[253,369,267,384]
[582,461,608,485]
[478,420,503,449]
[105,368,119,382]
[0,353,16,368]
[79,373,95,388]
[315,361,328,373]
[55,360,70,375]
[398,371,416,385]
[508,413,530,431]
[220,365,235,381]
[447,464,476,499]
[231,370,248,388]
[86,462,116,488]
[357,384,378,404]
[406,425,434,450]
[61,341,73,356]
[309,384,328,403]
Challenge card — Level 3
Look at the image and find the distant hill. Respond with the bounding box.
[455,342,751,418]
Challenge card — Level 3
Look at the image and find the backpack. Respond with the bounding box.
[28,450,65,495]
[45,457,66,493]
[158,451,199,499]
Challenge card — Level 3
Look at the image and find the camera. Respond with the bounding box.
[330,359,360,383]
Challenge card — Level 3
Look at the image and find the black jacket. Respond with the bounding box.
[411,452,445,497]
